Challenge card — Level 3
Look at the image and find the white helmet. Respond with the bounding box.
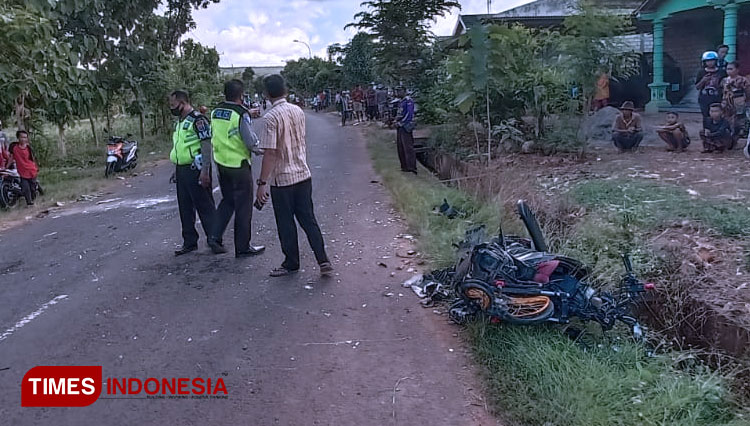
[702,51,719,61]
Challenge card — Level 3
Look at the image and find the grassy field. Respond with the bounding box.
[2,116,169,213]
[365,129,747,425]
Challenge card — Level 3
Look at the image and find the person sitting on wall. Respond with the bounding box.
[655,111,690,152]
[611,101,643,152]
[700,103,732,153]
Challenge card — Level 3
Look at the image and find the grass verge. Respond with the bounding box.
[365,128,746,425]
[2,116,169,217]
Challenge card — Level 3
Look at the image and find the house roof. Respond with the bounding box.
[454,0,644,35]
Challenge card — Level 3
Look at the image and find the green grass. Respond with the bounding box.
[572,179,750,238]
[367,130,501,266]
[470,324,741,426]
[365,129,746,426]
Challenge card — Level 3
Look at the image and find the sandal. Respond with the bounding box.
[270,267,298,277]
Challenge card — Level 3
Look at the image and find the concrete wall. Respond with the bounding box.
[663,7,723,91]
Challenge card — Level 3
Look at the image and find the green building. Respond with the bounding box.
[637,0,750,113]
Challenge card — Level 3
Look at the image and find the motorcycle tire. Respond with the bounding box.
[2,181,19,208]
[499,297,555,325]
[105,162,116,178]
[517,200,548,252]
[0,181,9,208]
[459,280,494,311]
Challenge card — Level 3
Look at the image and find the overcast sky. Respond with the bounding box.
[187,0,533,67]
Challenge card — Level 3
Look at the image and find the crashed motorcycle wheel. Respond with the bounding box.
[459,280,494,311]
[500,297,555,325]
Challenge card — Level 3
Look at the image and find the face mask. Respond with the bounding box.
[170,104,183,117]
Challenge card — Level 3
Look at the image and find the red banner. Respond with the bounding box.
[22,366,102,407]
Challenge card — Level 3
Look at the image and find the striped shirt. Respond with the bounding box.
[259,99,312,187]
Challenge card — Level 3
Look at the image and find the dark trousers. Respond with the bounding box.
[699,94,722,117]
[175,165,215,248]
[215,162,253,254]
[396,127,417,172]
[270,179,329,271]
[612,132,644,151]
[20,177,38,205]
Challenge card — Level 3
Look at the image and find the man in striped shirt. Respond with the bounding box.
[255,74,333,277]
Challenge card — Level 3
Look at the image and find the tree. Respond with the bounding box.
[346,0,460,85]
[559,2,639,113]
[242,67,255,85]
[282,58,340,96]
[340,33,377,87]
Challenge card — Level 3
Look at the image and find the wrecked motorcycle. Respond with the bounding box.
[447,200,654,339]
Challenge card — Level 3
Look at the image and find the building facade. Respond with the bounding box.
[638,0,750,112]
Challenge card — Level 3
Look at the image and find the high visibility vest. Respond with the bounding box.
[170,113,201,165]
[211,102,251,168]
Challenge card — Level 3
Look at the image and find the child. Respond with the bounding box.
[8,130,42,206]
[655,111,690,152]
[700,103,732,153]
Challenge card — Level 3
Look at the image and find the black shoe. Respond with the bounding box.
[270,266,298,277]
[174,245,198,256]
[319,262,334,276]
[236,245,265,258]
[208,238,227,254]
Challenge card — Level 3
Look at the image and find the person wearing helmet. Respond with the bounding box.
[696,51,727,118]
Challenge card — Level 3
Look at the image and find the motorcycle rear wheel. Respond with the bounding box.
[500,297,555,325]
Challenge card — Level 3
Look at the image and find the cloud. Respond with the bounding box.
[187,0,533,67]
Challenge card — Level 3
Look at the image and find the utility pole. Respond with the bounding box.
[487,0,491,13]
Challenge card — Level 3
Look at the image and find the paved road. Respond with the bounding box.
[0,111,495,425]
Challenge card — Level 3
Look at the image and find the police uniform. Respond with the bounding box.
[170,109,216,250]
[211,102,256,255]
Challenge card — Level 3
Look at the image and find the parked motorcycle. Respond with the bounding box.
[448,200,654,340]
[105,132,138,178]
[0,167,42,208]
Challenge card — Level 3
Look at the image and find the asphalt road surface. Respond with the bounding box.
[0,111,495,425]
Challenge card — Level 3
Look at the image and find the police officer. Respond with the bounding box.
[211,79,265,258]
[168,89,224,256]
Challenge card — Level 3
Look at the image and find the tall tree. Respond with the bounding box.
[340,33,377,86]
[242,67,256,85]
[346,0,459,85]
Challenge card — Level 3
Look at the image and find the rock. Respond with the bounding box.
[521,140,536,154]
[583,106,619,141]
